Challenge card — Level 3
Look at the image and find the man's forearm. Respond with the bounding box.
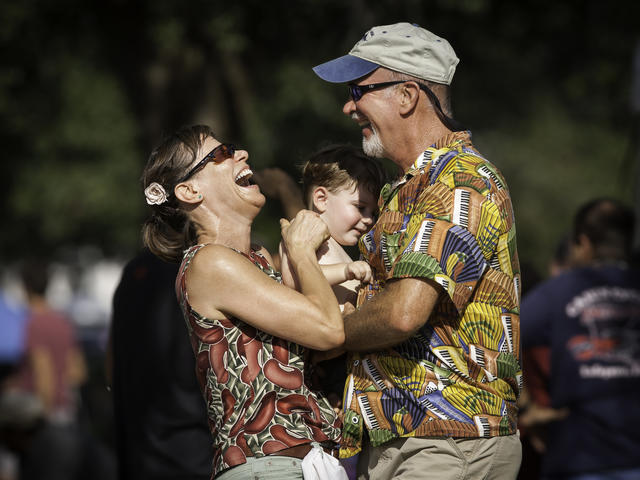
[343,277,441,351]
[344,310,409,351]
[343,291,415,351]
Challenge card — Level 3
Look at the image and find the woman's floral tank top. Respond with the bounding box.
[175,244,341,477]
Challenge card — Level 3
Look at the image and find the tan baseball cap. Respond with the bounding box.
[313,22,459,85]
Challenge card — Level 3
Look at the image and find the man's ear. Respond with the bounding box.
[398,81,421,115]
[311,186,329,214]
[174,181,202,204]
[571,233,595,265]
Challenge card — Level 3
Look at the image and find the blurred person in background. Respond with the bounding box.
[520,198,640,479]
[0,390,115,480]
[107,248,212,480]
[548,234,573,278]
[7,260,86,426]
[0,290,26,385]
[517,240,568,480]
[0,290,26,480]
[513,261,543,480]
[141,125,347,479]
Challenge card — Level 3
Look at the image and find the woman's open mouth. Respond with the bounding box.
[235,169,253,187]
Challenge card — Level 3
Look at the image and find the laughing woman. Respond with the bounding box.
[141,125,347,479]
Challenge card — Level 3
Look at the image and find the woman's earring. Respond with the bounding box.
[198,194,202,199]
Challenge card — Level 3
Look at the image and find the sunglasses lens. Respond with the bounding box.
[215,144,235,161]
[347,85,357,101]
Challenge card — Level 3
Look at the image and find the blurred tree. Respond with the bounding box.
[0,0,637,274]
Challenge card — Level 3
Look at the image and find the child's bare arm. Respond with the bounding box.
[321,260,372,286]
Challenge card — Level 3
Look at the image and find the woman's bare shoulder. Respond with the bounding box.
[189,244,245,279]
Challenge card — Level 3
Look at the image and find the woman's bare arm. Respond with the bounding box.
[278,241,299,290]
[187,211,344,350]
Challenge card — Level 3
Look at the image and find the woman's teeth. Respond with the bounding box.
[235,169,253,186]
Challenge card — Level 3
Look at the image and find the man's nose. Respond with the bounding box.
[343,98,356,116]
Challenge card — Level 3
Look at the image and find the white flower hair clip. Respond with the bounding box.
[144,182,168,205]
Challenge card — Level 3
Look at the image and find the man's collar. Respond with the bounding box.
[385,130,473,193]
[408,130,473,174]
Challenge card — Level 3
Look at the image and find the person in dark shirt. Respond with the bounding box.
[520,198,640,480]
[108,249,212,480]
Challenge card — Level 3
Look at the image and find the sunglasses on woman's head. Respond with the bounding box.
[178,143,236,182]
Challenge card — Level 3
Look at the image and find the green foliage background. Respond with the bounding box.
[1,0,638,279]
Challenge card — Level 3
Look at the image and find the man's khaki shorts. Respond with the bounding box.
[356,433,522,480]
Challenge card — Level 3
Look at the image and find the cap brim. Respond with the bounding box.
[312,55,379,83]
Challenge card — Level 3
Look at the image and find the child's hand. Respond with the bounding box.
[345,261,372,284]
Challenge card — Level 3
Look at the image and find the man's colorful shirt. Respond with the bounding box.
[341,131,521,458]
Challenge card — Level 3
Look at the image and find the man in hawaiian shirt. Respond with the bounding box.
[313,22,522,479]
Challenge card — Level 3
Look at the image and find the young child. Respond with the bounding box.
[279,144,388,310]
[278,145,387,480]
